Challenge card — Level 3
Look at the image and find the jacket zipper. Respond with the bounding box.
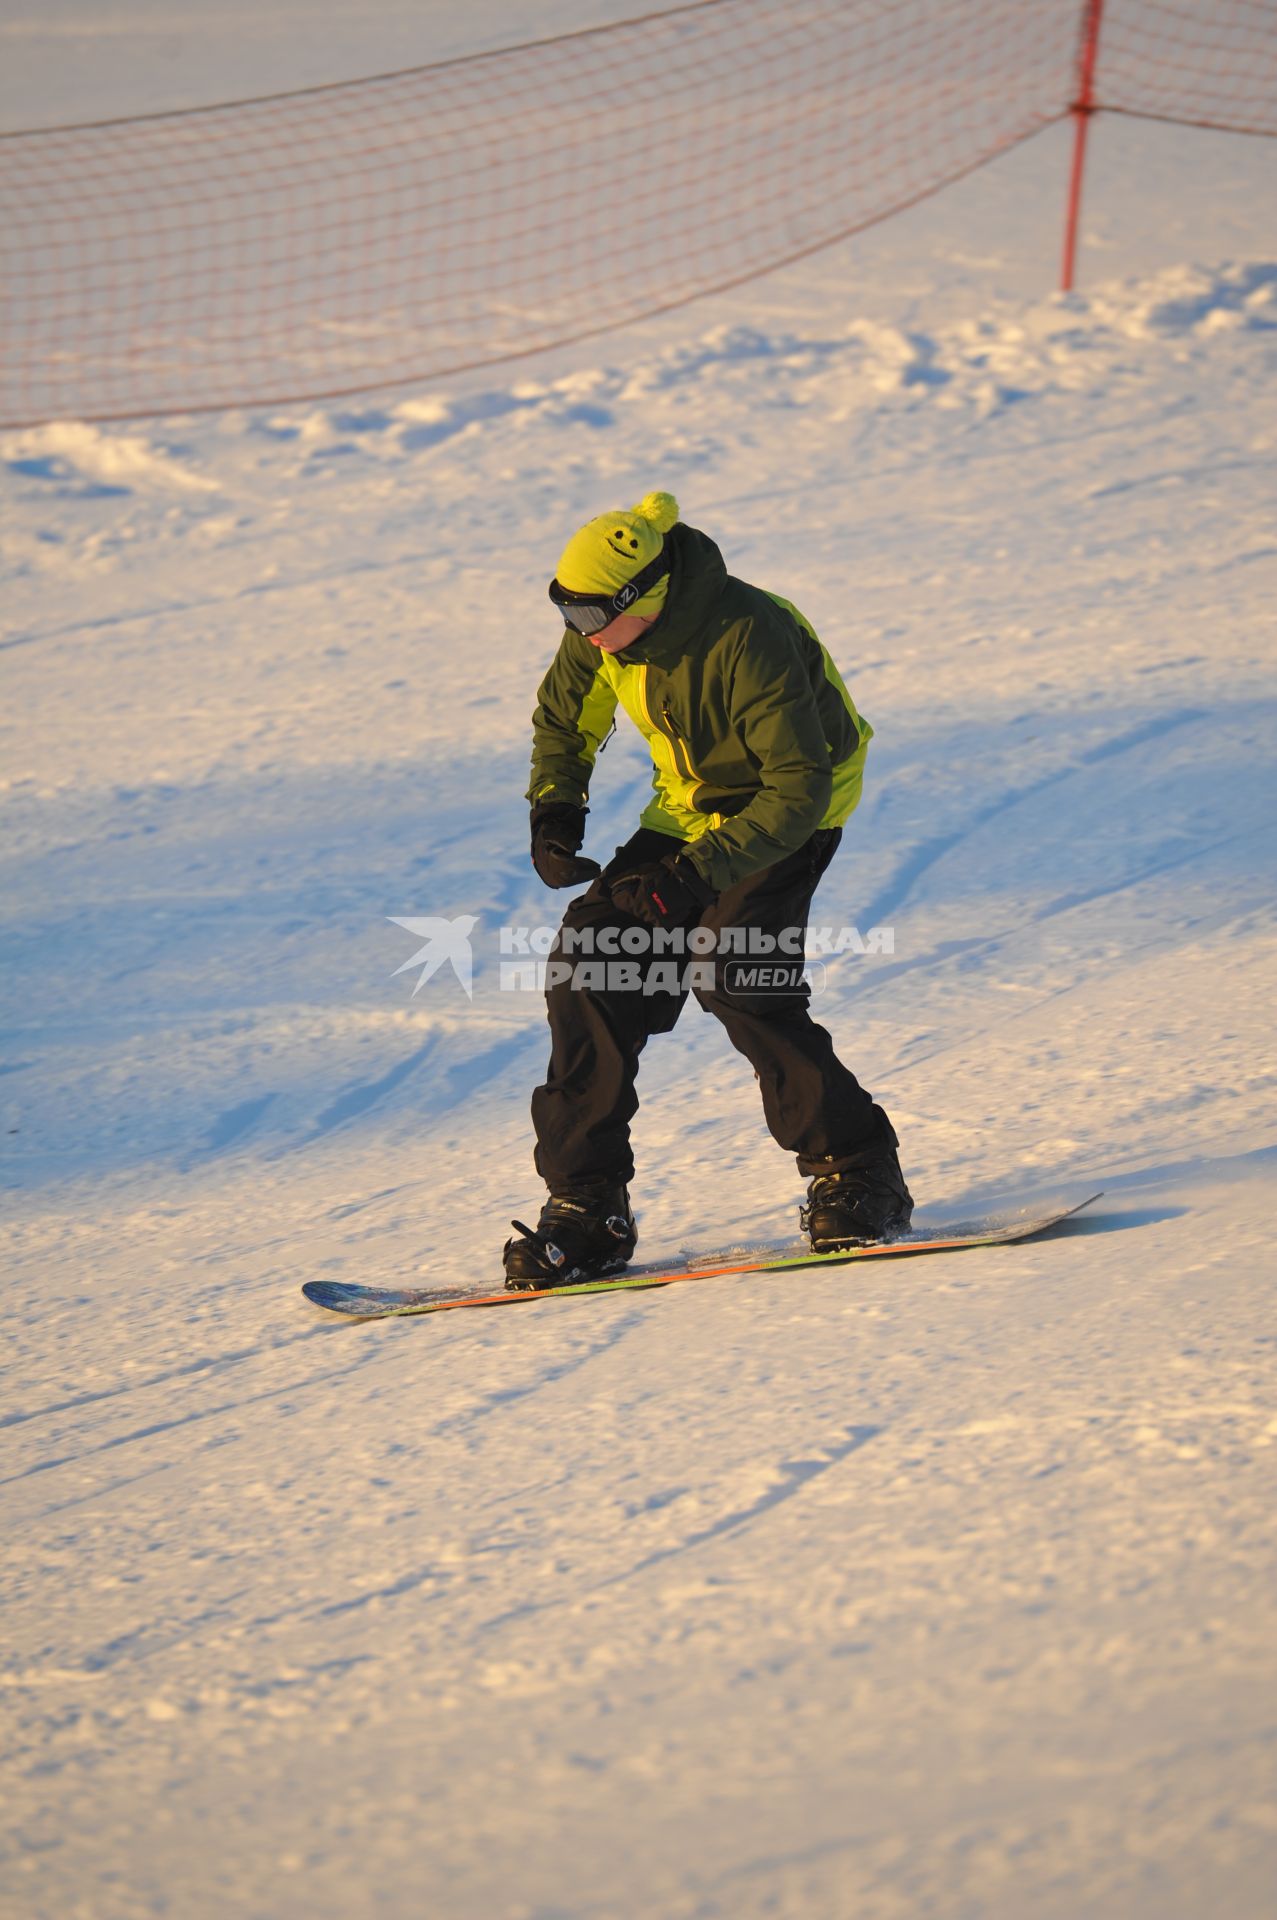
[661,700,696,782]
[639,666,708,812]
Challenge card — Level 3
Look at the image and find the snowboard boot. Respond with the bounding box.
[801,1131,914,1252]
[503,1181,637,1291]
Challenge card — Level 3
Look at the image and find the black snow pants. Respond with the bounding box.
[531,825,886,1190]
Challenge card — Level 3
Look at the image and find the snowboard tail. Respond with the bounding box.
[301,1193,1102,1321]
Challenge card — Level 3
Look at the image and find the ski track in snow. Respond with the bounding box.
[2,119,1276,1920]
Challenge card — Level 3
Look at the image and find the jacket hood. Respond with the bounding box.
[617,522,728,665]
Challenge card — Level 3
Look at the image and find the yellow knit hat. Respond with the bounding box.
[555,491,680,615]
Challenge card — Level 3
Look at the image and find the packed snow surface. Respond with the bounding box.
[2,9,1276,1916]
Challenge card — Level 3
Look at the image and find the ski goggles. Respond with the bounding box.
[548,543,670,637]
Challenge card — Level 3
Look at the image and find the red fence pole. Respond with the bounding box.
[1061,0,1106,291]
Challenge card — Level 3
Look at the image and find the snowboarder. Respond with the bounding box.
[504,492,912,1289]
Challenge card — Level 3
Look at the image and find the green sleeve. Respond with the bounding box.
[684,626,833,892]
[527,630,619,811]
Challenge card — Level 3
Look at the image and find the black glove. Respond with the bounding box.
[608,853,715,927]
[530,802,602,890]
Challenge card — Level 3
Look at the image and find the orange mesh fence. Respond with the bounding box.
[1,0,1274,427]
[1094,0,1277,135]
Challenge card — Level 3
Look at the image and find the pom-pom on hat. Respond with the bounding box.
[555,491,679,615]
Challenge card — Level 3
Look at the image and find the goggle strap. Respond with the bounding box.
[549,538,670,624]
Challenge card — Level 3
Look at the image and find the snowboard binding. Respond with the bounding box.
[503,1185,637,1291]
[801,1153,914,1252]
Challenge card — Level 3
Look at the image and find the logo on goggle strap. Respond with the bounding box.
[616,583,638,608]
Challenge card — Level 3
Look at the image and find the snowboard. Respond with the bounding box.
[302,1191,1102,1321]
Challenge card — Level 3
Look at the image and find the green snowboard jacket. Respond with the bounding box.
[528,521,872,894]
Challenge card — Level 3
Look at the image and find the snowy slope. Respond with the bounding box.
[3,13,1277,1917]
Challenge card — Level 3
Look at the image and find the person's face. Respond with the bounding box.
[587,612,655,654]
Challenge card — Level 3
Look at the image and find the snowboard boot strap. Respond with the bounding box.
[801,1154,914,1253]
[504,1191,636,1291]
